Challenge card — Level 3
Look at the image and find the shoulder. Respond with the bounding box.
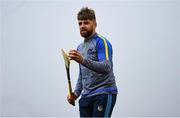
[95,34,112,48]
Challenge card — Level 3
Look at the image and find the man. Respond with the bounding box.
[67,7,118,117]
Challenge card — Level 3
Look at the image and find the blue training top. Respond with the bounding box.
[74,33,118,98]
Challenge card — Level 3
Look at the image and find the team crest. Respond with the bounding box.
[97,105,103,112]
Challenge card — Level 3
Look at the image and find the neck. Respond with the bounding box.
[84,31,96,41]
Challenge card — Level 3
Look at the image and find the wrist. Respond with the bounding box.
[72,92,77,100]
[73,92,79,100]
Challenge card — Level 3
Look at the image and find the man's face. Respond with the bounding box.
[78,19,96,38]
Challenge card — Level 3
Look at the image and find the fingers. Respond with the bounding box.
[67,94,75,105]
[68,50,80,58]
[72,93,78,100]
[68,49,83,64]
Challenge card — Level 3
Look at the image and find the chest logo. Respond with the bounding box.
[88,48,95,54]
[97,105,103,112]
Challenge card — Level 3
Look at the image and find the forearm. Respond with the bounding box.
[74,69,83,98]
[82,58,112,74]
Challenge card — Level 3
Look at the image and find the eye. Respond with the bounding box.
[79,22,82,26]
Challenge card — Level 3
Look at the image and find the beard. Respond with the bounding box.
[80,29,93,38]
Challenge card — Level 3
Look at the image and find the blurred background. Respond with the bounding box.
[0,0,180,117]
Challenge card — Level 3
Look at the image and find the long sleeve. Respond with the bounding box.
[74,65,83,98]
[82,34,113,74]
[82,59,112,74]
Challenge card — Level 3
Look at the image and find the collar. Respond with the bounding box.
[84,32,97,42]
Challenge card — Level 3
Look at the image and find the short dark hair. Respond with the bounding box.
[77,7,96,21]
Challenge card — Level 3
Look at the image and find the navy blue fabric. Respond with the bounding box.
[79,94,117,117]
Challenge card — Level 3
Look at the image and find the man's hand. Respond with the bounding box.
[67,92,78,105]
[68,49,83,64]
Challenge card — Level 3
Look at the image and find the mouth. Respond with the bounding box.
[81,30,86,32]
[81,30,87,34]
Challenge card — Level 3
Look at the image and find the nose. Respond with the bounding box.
[80,24,86,30]
[80,23,85,28]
